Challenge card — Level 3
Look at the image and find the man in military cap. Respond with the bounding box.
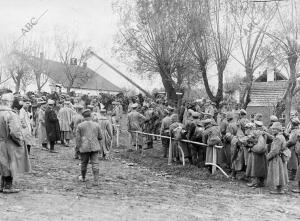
[98,109,113,160]
[188,111,205,165]
[58,100,74,146]
[160,109,172,158]
[127,103,145,151]
[0,91,30,193]
[19,99,34,155]
[45,99,60,153]
[71,104,84,159]
[203,118,222,172]
[76,109,102,185]
[286,117,300,181]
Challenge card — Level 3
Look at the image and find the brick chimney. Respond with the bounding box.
[267,68,274,82]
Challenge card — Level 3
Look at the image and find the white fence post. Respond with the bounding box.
[168,137,172,165]
[212,146,217,174]
[116,125,120,147]
[135,131,138,151]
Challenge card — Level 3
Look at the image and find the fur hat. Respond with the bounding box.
[271,122,282,131]
[270,115,278,122]
[47,99,55,105]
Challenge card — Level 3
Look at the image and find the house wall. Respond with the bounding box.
[246,105,275,126]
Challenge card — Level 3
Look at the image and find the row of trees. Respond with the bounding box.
[0,33,91,94]
[114,0,300,124]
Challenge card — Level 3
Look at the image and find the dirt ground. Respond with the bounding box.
[1,118,300,220]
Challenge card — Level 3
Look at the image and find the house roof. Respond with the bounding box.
[241,81,287,107]
[44,59,122,92]
[15,52,122,92]
[255,69,288,82]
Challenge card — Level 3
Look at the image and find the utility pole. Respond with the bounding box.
[88,50,152,98]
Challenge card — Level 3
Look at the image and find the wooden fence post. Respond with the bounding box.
[116,125,120,147]
[168,137,172,165]
[135,132,138,151]
[212,145,217,174]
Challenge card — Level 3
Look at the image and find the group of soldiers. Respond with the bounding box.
[0,90,126,191]
[127,99,300,195]
[1,88,300,194]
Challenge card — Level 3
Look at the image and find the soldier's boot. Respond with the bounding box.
[230,171,237,179]
[270,185,285,194]
[247,178,257,187]
[144,141,153,150]
[292,182,300,193]
[3,176,19,194]
[0,176,4,192]
[80,170,87,182]
[290,169,297,181]
[92,169,99,186]
[253,177,265,188]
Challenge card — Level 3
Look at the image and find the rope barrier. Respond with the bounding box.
[112,124,228,177]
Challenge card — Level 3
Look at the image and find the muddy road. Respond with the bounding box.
[0,131,300,220]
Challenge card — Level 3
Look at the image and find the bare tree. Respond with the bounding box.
[230,0,278,109]
[1,41,33,93]
[114,0,199,105]
[55,33,90,93]
[25,42,50,94]
[187,0,235,110]
[266,0,300,125]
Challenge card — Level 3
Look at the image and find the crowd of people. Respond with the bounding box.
[0,88,299,195]
[126,97,300,195]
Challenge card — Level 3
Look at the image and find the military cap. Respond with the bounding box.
[240,109,247,115]
[47,99,55,105]
[271,122,282,131]
[82,109,91,118]
[254,121,263,127]
[270,115,278,122]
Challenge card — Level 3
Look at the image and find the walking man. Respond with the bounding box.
[45,99,60,153]
[76,109,102,185]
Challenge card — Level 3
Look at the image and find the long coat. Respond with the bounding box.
[37,108,48,145]
[170,122,190,160]
[267,133,289,187]
[76,119,102,153]
[19,107,34,146]
[98,115,113,156]
[203,125,222,164]
[0,106,30,177]
[286,128,300,171]
[45,107,60,142]
[246,132,268,178]
[223,121,238,166]
[127,110,145,146]
[58,107,74,132]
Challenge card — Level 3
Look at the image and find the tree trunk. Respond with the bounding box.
[240,67,253,109]
[15,78,21,93]
[284,53,298,126]
[160,72,177,107]
[36,72,42,94]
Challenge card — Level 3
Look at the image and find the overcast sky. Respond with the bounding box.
[0,0,162,92]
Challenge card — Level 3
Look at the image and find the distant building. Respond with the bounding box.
[23,53,122,95]
[240,69,288,125]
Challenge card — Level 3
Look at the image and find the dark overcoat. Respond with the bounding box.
[45,107,60,142]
